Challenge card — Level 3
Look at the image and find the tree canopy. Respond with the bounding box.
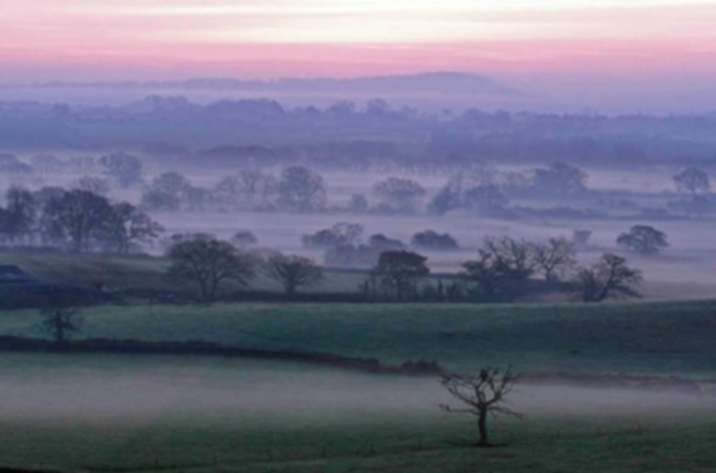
[167,238,255,301]
[372,250,429,301]
[673,167,710,194]
[616,225,668,254]
[576,253,643,302]
[265,253,323,296]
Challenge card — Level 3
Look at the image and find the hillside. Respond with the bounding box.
[2,300,715,380]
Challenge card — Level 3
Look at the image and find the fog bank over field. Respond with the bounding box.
[0,356,712,426]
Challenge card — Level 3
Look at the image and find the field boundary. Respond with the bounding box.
[0,336,443,377]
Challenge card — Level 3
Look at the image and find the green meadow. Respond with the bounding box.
[2,300,715,377]
[0,300,714,472]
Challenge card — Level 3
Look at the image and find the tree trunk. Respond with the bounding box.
[477,408,489,447]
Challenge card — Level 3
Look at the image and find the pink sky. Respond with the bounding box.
[0,1,714,80]
[1,0,716,111]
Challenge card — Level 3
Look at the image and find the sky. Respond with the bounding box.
[1,0,716,110]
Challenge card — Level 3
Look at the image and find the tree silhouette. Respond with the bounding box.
[39,295,83,346]
[372,250,429,301]
[532,162,587,194]
[42,190,114,252]
[440,366,522,447]
[576,253,643,302]
[168,238,255,301]
[265,253,323,296]
[373,177,426,212]
[276,166,326,212]
[616,225,668,254]
[534,237,577,281]
[673,167,710,194]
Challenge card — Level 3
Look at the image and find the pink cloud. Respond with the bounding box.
[0,1,715,83]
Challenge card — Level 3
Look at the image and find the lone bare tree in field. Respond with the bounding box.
[39,296,83,345]
[440,366,522,447]
[265,253,323,296]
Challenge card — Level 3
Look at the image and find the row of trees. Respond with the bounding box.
[369,244,642,304]
[37,153,713,221]
[167,236,324,300]
[166,234,642,304]
[0,187,163,253]
[141,166,327,213]
[136,164,593,216]
[428,162,588,216]
[302,223,460,268]
[366,237,576,303]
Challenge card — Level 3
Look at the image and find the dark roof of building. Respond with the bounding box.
[0,265,36,284]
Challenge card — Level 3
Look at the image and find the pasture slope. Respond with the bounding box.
[0,300,714,472]
[2,300,715,378]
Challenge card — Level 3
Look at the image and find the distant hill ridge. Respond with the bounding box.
[25,72,521,97]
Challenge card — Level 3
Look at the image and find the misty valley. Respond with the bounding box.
[0,93,714,472]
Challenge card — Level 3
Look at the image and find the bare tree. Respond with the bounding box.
[534,237,577,281]
[167,238,255,301]
[40,298,83,345]
[575,253,643,302]
[461,237,537,302]
[105,202,164,254]
[460,250,504,302]
[482,236,537,280]
[41,189,114,252]
[0,187,37,243]
[265,253,323,296]
[440,366,522,447]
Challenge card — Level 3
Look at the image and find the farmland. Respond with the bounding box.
[0,300,713,471]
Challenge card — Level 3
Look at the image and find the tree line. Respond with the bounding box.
[165,233,642,304]
[0,186,163,253]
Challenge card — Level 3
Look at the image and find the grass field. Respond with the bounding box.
[0,353,713,473]
[2,300,716,378]
[1,300,715,472]
[1,414,715,472]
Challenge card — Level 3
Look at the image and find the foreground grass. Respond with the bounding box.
[0,415,714,473]
[2,300,715,378]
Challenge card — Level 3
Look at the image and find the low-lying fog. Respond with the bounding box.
[0,355,712,426]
